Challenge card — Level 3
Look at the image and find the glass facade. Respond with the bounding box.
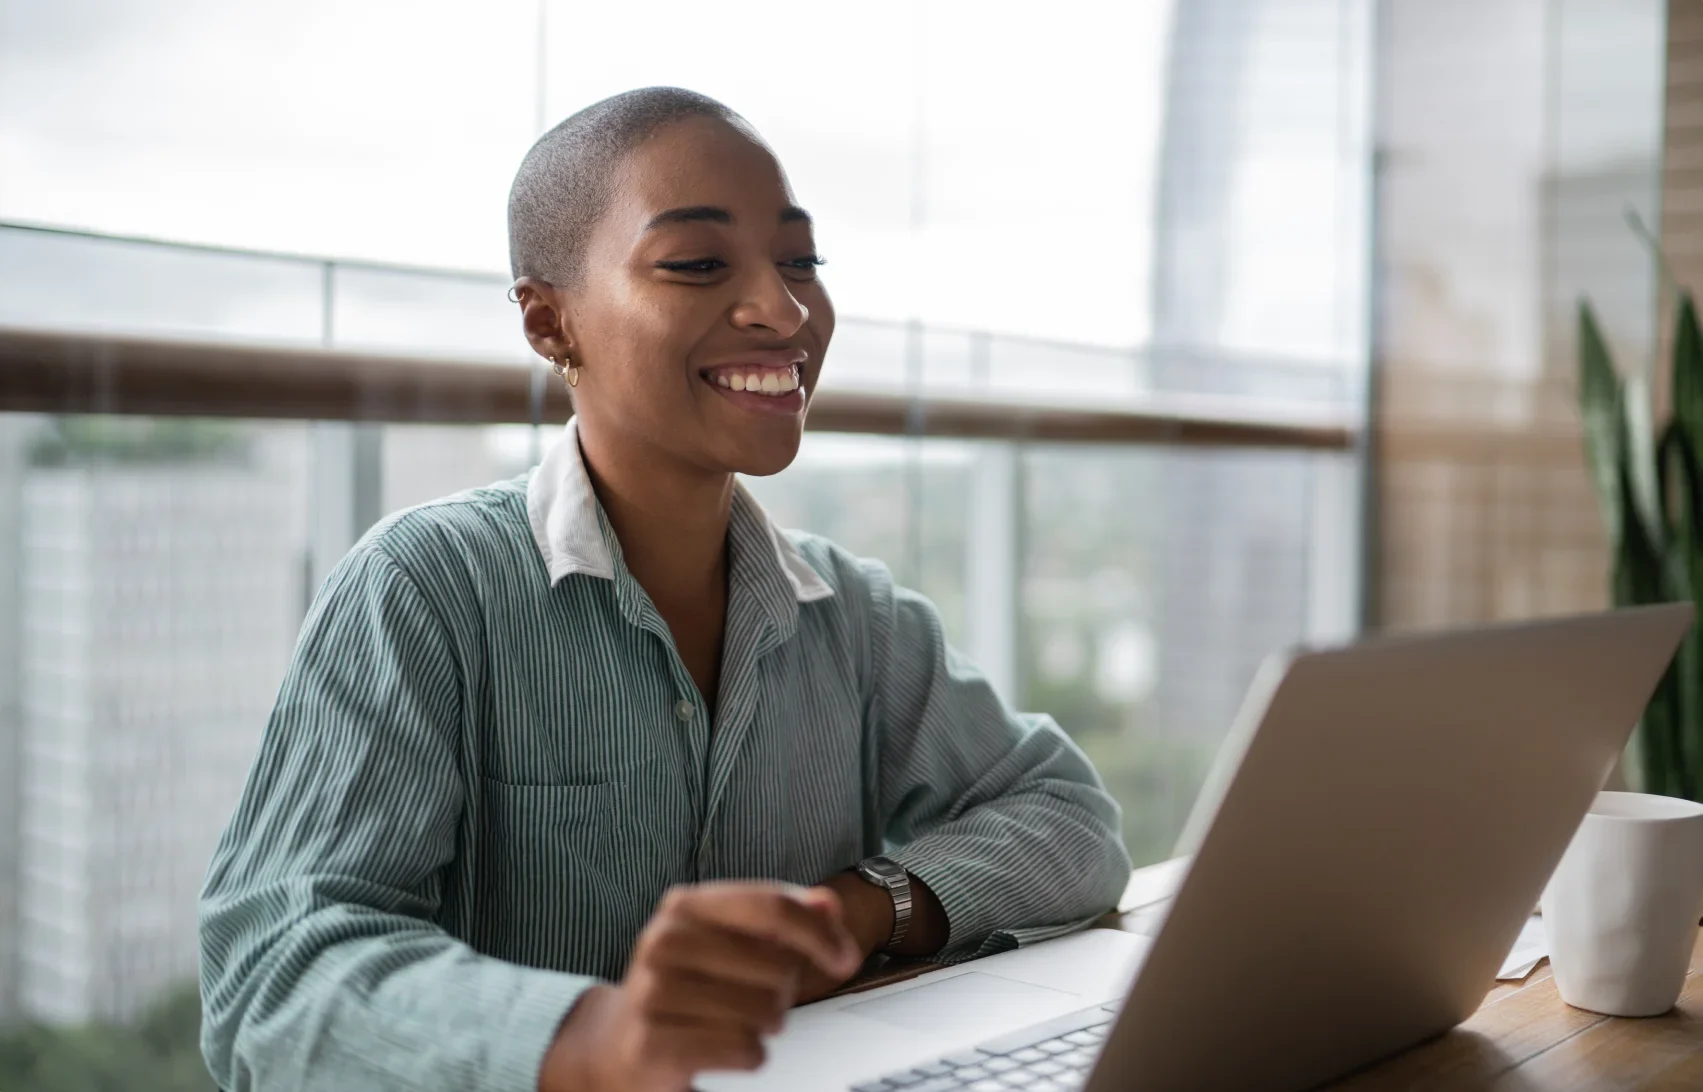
[0,0,1378,1086]
[0,0,1368,386]
[0,413,1349,987]
[1372,0,1668,632]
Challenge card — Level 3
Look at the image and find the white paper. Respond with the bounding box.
[1497,914,1548,980]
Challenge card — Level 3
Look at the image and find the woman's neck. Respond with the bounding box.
[575,422,733,613]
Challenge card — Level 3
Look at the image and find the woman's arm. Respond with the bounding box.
[857,559,1133,960]
[198,544,592,1092]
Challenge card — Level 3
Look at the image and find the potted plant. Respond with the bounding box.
[1578,293,1703,800]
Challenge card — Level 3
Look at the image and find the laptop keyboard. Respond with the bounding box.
[848,1003,1115,1092]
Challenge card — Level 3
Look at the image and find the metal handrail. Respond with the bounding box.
[0,220,1359,451]
[0,325,1355,451]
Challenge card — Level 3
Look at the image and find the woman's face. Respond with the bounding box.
[539,115,834,479]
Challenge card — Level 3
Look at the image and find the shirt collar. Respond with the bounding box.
[525,418,835,605]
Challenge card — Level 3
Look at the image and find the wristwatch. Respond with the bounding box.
[853,855,913,952]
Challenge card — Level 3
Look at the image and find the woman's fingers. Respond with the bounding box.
[572,880,867,1091]
[640,918,804,995]
[657,881,861,980]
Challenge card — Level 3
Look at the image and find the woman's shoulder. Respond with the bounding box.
[781,531,950,645]
[781,529,897,607]
[352,474,537,594]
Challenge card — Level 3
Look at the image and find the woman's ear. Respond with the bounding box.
[512,276,574,363]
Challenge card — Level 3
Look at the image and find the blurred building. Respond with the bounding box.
[0,417,31,1024]
[1145,0,1365,755]
[12,438,300,1024]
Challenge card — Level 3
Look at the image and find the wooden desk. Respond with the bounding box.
[841,862,1703,1089]
[1323,928,1703,1090]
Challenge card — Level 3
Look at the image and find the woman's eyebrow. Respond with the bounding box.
[644,204,814,230]
[646,205,732,230]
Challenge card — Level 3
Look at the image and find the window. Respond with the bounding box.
[0,1,1374,1082]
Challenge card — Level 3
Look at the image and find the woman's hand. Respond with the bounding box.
[792,872,895,1003]
[537,882,861,1092]
[792,869,949,1004]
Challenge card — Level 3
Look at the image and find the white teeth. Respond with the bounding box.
[711,368,801,395]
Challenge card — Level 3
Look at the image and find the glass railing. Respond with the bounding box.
[0,223,1361,1086]
[0,221,1362,421]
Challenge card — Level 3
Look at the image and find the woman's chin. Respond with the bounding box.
[721,433,804,479]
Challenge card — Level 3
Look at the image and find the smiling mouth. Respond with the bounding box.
[699,363,802,396]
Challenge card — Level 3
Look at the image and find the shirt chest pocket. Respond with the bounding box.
[472,778,665,978]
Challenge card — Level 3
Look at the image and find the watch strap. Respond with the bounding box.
[854,855,913,951]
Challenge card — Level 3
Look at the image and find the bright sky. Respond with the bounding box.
[0,0,1387,370]
[0,0,1176,347]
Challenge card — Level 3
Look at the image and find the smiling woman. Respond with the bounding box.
[509,89,834,481]
[194,86,1131,1092]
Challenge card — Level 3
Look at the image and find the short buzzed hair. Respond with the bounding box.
[507,86,745,287]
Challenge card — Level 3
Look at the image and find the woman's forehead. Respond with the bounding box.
[610,116,798,223]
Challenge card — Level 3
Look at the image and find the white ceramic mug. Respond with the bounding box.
[1540,791,1703,1017]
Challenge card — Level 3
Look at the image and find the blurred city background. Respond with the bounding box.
[0,0,1681,1087]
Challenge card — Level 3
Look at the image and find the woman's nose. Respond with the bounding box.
[730,265,809,336]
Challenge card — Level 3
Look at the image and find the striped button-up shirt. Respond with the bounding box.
[198,419,1130,1092]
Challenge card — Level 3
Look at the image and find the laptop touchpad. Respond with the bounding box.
[843,972,1078,1037]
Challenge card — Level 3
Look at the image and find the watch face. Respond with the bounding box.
[860,856,903,886]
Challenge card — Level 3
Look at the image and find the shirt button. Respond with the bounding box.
[674,698,695,722]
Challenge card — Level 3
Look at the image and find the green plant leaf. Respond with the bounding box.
[1625,373,1664,555]
[1659,295,1703,799]
[1674,294,1703,452]
[1660,422,1703,798]
[1640,673,1682,797]
[1579,302,1627,544]
[1627,207,1683,304]
[1615,455,1666,607]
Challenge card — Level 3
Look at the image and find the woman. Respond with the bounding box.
[198,87,1130,1092]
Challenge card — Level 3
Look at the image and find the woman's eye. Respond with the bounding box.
[655,258,727,274]
[781,255,827,275]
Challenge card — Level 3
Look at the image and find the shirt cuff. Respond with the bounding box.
[967,914,1105,960]
[882,840,1097,962]
[481,966,600,1092]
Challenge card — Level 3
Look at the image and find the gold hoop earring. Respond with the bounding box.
[550,354,580,388]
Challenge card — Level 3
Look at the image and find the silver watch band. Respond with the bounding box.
[853,855,913,951]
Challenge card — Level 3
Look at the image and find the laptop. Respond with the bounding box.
[698,604,1693,1092]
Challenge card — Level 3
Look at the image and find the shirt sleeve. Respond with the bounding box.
[197,543,593,1092]
[861,561,1134,961]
